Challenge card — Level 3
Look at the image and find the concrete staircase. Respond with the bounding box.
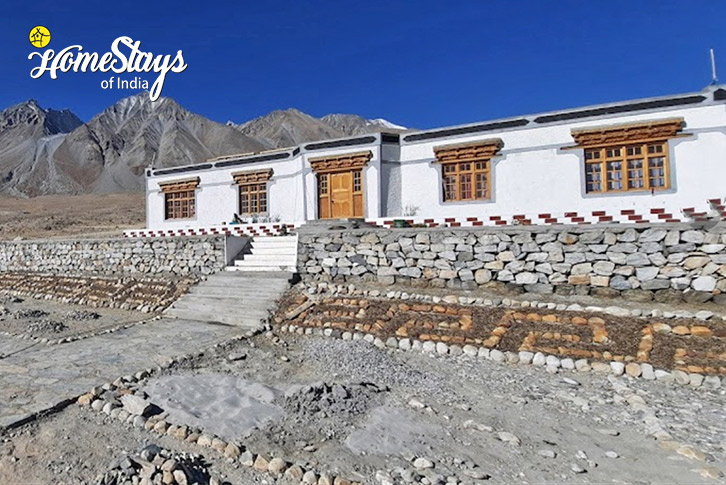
[226,235,298,272]
[165,271,293,329]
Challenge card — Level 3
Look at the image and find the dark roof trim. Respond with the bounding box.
[292,147,301,156]
[715,89,726,101]
[403,119,529,142]
[215,151,290,168]
[381,133,400,144]
[153,163,213,176]
[533,95,707,124]
[304,136,377,151]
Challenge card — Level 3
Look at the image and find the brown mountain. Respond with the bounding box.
[0,100,83,197]
[0,94,406,197]
[234,109,408,149]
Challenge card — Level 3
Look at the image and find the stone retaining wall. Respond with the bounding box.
[298,224,726,305]
[0,236,226,277]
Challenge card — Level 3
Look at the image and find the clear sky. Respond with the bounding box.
[2,0,724,129]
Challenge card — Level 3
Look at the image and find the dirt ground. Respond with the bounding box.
[0,194,145,241]
[1,310,724,484]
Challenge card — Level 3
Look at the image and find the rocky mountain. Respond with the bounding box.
[235,108,342,149]
[320,113,407,137]
[0,100,83,196]
[52,94,265,193]
[0,94,406,197]
[234,109,408,149]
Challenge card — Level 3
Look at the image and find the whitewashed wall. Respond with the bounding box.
[143,90,726,231]
[146,154,306,230]
[398,102,726,219]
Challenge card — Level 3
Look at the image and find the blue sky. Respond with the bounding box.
[1,0,724,129]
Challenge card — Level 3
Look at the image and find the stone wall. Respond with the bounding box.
[298,225,726,305]
[0,236,226,277]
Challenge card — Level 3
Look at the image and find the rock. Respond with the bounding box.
[91,399,105,412]
[625,363,641,377]
[610,362,625,376]
[597,428,620,436]
[532,352,546,366]
[413,457,434,469]
[268,457,287,475]
[605,451,619,459]
[172,470,188,485]
[224,443,241,459]
[641,363,655,380]
[692,276,716,292]
[538,449,557,459]
[285,465,305,481]
[302,470,318,484]
[239,450,254,467]
[253,454,270,472]
[120,394,152,416]
[227,352,247,361]
[497,431,521,445]
[77,393,94,406]
[489,349,505,362]
[571,465,587,474]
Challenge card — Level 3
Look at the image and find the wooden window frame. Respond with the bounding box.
[434,139,502,203]
[159,178,199,220]
[584,142,669,194]
[232,169,273,216]
[571,118,683,195]
[239,182,268,216]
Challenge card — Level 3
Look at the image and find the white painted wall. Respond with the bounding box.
[398,102,726,218]
[146,154,305,230]
[144,90,726,230]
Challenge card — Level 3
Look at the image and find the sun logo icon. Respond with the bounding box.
[29,26,51,48]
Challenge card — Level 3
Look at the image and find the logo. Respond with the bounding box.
[27,31,187,101]
[29,26,51,48]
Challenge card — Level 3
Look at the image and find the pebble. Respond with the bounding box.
[562,377,580,387]
[571,464,587,474]
[605,451,619,459]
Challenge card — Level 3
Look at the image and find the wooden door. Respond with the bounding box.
[330,172,353,218]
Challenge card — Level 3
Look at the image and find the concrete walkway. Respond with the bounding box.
[0,318,239,429]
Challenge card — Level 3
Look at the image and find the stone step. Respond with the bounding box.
[169,298,276,315]
[204,271,294,280]
[225,265,297,272]
[250,236,298,244]
[165,271,291,327]
[234,256,297,266]
[190,286,289,297]
[245,246,297,255]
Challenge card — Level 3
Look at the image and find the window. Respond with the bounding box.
[164,190,196,219]
[584,141,669,193]
[232,168,273,216]
[353,170,362,193]
[572,118,683,195]
[159,177,199,220]
[239,182,268,215]
[440,160,491,201]
[434,139,502,203]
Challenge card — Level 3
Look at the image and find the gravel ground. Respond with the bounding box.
[2,326,723,484]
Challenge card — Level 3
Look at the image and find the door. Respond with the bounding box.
[330,172,353,218]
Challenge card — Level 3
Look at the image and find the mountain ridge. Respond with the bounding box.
[0,94,407,197]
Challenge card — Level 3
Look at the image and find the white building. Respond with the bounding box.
[128,85,726,237]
